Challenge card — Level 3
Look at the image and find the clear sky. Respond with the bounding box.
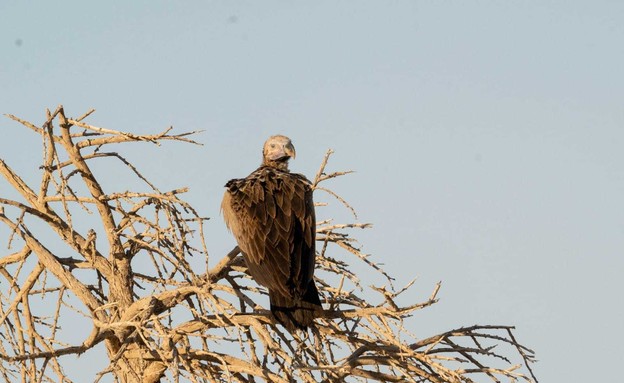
[1,2,623,382]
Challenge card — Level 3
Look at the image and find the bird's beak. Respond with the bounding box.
[284,142,296,159]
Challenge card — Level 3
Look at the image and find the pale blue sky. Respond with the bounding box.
[2,2,624,382]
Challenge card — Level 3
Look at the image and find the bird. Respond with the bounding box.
[221,135,322,331]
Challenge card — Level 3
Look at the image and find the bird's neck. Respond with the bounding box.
[262,159,290,172]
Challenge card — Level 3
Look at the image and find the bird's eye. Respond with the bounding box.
[270,144,276,148]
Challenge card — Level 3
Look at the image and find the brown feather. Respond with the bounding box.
[222,138,322,331]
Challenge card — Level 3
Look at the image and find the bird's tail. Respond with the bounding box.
[269,282,322,332]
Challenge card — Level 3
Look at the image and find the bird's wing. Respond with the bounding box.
[222,167,315,297]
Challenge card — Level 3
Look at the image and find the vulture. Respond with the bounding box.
[221,135,322,331]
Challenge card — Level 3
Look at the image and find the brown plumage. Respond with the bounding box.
[221,135,322,331]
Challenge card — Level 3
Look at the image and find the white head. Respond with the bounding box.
[262,135,296,169]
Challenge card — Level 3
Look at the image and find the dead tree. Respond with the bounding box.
[0,107,538,383]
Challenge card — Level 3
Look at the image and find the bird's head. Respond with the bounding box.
[262,135,296,169]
